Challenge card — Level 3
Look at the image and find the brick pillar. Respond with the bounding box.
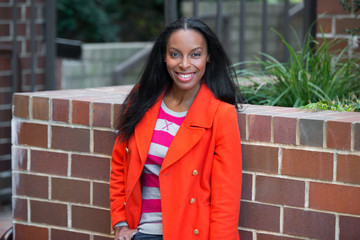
[317,0,360,54]
[0,0,47,203]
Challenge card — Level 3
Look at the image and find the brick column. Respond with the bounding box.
[0,0,47,202]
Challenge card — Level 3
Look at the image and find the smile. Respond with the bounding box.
[176,72,195,81]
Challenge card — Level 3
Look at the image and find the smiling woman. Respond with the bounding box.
[110,17,244,240]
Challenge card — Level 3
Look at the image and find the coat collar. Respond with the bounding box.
[134,83,220,170]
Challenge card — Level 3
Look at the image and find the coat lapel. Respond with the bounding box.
[134,95,163,165]
[161,84,220,171]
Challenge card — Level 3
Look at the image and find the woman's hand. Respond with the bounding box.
[114,226,138,240]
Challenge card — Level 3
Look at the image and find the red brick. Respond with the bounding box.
[336,18,360,34]
[273,117,297,145]
[239,201,280,232]
[31,200,67,226]
[257,233,303,240]
[0,23,10,37]
[17,22,27,36]
[0,142,10,155]
[12,147,27,171]
[241,144,278,174]
[237,112,246,141]
[51,229,90,240]
[241,173,252,200]
[72,100,90,125]
[337,154,360,184]
[0,7,12,19]
[317,18,332,33]
[0,109,11,122]
[339,215,360,240]
[317,0,349,14]
[20,56,31,70]
[15,122,48,148]
[72,206,111,234]
[52,98,69,122]
[14,224,48,240]
[37,56,45,69]
[51,125,90,152]
[0,126,11,139]
[283,207,335,240]
[0,75,12,88]
[93,102,111,128]
[93,182,110,208]
[355,123,360,151]
[71,154,110,181]
[282,149,333,180]
[309,182,360,215]
[317,37,350,53]
[0,91,11,106]
[93,130,117,156]
[256,176,305,207]
[326,120,351,150]
[0,160,10,173]
[12,197,27,221]
[0,57,11,72]
[248,115,271,142]
[32,96,49,120]
[30,150,68,175]
[14,173,48,199]
[51,178,90,204]
[239,230,253,240]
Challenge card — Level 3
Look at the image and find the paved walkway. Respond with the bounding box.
[0,205,12,237]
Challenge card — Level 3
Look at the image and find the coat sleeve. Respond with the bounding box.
[109,136,128,229]
[210,104,242,239]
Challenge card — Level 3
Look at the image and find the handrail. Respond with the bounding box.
[113,43,153,84]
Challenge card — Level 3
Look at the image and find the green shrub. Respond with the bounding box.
[235,29,360,108]
[300,95,360,112]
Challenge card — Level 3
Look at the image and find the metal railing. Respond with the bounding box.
[164,0,316,64]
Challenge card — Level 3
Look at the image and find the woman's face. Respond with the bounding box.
[165,29,208,94]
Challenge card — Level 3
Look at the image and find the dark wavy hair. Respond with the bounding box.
[117,17,243,141]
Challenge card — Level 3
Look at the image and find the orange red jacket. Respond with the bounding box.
[110,83,242,239]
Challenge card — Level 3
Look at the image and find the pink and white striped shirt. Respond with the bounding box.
[138,100,187,235]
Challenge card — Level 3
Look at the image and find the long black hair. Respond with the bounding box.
[117,17,243,141]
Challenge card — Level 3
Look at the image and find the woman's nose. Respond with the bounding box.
[179,57,191,69]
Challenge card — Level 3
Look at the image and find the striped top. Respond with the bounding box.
[138,100,187,235]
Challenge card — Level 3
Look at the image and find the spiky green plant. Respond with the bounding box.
[235,29,360,108]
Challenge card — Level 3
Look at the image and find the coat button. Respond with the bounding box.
[193,229,199,235]
[125,148,129,153]
[192,170,198,176]
[189,198,196,204]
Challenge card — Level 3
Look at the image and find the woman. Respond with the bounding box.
[110,17,243,240]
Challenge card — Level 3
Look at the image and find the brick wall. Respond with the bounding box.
[317,0,360,54]
[12,86,360,239]
[0,0,46,203]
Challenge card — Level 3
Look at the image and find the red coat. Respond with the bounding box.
[110,84,242,239]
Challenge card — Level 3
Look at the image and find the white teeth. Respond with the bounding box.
[179,73,192,78]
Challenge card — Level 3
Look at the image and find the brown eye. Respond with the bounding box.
[170,52,180,57]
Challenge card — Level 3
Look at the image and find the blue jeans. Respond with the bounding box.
[133,232,163,240]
